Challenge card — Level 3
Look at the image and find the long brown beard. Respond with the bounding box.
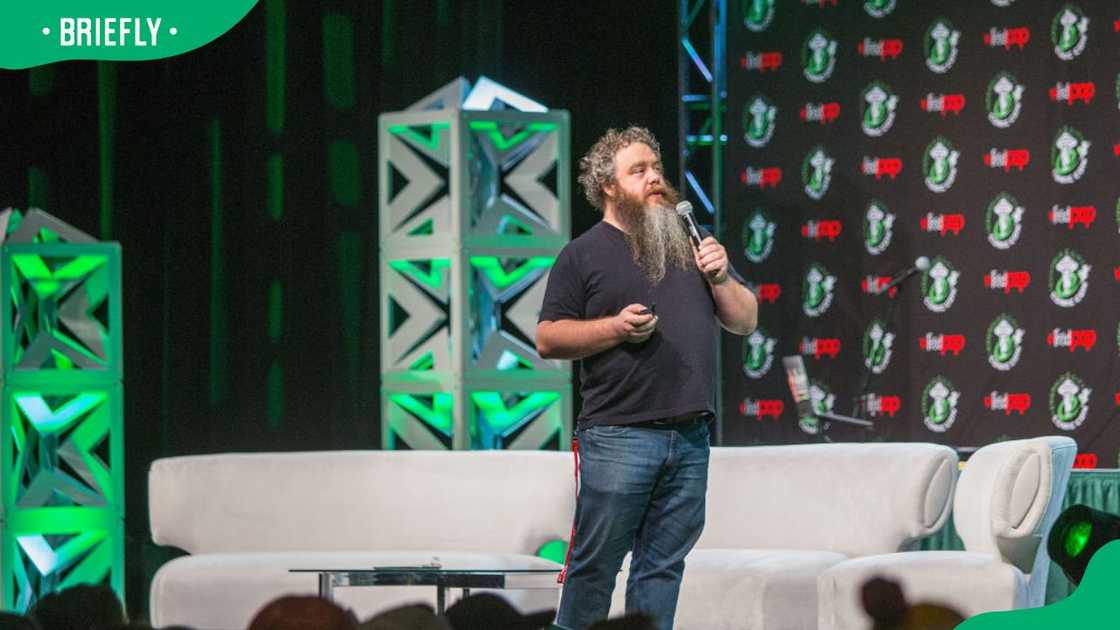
[616,186,694,285]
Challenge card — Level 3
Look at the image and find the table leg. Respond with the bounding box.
[436,585,446,615]
[318,573,334,601]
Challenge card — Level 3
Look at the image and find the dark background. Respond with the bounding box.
[0,0,679,614]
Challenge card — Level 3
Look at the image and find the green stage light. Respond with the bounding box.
[1048,504,1120,585]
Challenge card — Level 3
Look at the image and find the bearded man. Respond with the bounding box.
[536,126,758,630]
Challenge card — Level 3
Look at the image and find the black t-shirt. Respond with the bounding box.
[538,221,745,428]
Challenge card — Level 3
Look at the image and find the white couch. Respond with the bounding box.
[148,443,957,629]
[817,436,1077,630]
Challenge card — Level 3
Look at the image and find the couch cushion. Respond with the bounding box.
[816,551,1027,630]
[150,551,562,630]
[605,549,847,630]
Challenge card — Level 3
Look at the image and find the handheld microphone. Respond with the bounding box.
[879,256,931,294]
[675,201,704,250]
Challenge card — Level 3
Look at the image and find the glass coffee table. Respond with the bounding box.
[290,567,562,614]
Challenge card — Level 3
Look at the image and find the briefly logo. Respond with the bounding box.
[858,38,903,60]
[922,377,961,433]
[920,212,965,236]
[751,282,782,304]
[864,0,896,18]
[744,0,776,32]
[864,201,895,255]
[864,394,902,418]
[802,219,843,242]
[742,328,777,379]
[740,398,785,420]
[984,27,1030,49]
[863,319,895,375]
[802,29,838,83]
[984,269,1031,294]
[925,18,961,74]
[1050,81,1095,105]
[923,137,960,193]
[920,93,966,116]
[802,263,837,318]
[861,82,898,137]
[984,148,1030,172]
[802,146,834,199]
[987,314,1025,370]
[919,333,966,356]
[1052,5,1089,61]
[1050,373,1091,430]
[1047,328,1097,352]
[861,156,903,180]
[1049,205,1096,229]
[742,209,777,263]
[741,166,783,188]
[922,257,960,313]
[985,193,1025,250]
[800,337,841,359]
[1052,126,1091,184]
[744,95,777,148]
[741,51,783,71]
[1049,249,1091,307]
[987,72,1025,128]
[801,101,841,124]
[985,391,1032,416]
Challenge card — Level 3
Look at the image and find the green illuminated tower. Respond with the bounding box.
[380,78,571,450]
[0,209,123,611]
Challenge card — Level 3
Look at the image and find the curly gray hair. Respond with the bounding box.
[577,126,662,211]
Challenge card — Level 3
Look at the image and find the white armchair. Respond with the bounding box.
[817,436,1077,630]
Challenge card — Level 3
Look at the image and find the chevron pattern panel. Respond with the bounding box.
[379,79,571,450]
[0,209,124,611]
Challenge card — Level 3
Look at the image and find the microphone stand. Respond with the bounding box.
[850,272,911,420]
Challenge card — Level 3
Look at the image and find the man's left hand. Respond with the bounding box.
[694,236,729,285]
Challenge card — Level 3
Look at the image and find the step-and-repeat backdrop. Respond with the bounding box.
[724,0,1119,465]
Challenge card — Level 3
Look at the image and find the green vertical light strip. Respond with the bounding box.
[97,62,116,240]
[380,0,396,73]
[267,361,284,428]
[267,154,284,221]
[328,140,361,207]
[323,14,355,110]
[27,167,48,210]
[337,233,361,396]
[265,0,285,134]
[209,120,228,406]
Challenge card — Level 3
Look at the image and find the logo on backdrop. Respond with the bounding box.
[741,166,782,188]
[802,219,842,242]
[925,18,961,74]
[984,26,1030,50]
[858,37,903,60]
[743,0,776,32]
[861,156,903,180]
[984,148,1030,172]
[742,209,776,263]
[802,29,838,83]
[985,391,1032,415]
[742,328,777,379]
[920,212,965,236]
[984,269,1031,294]
[921,93,966,116]
[802,146,834,199]
[1052,5,1090,61]
[986,72,1025,128]
[861,82,898,137]
[863,319,895,374]
[741,51,783,72]
[922,377,960,432]
[986,193,1025,249]
[801,337,841,359]
[1050,372,1091,430]
[920,332,965,356]
[1049,249,1091,307]
[864,394,902,418]
[743,95,777,148]
[922,257,960,313]
[1047,328,1097,352]
[923,137,960,193]
[1049,205,1096,229]
[801,101,841,124]
[804,379,836,434]
[864,201,895,255]
[1050,81,1095,105]
[1052,126,1091,184]
[987,314,1025,370]
[802,263,837,317]
[864,0,896,19]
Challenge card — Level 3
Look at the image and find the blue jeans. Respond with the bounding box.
[554,419,710,630]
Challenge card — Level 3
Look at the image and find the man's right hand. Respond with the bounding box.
[615,303,658,344]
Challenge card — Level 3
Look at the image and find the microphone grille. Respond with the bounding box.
[915,256,931,271]
[675,201,693,216]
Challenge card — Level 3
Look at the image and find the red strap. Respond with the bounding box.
[557,435,580,584]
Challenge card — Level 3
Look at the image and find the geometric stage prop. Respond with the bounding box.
[0,208,123,611]
[380,77,572,450]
